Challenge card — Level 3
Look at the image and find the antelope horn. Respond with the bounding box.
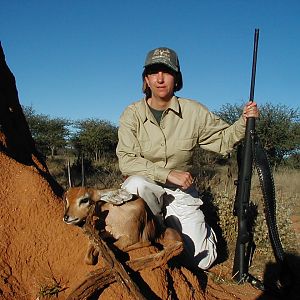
[67,159,72,188]
[81,154,85,187]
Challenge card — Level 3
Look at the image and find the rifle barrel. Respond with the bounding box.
[249,29,259,102]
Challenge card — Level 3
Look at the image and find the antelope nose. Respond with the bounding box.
[63,215,69,223]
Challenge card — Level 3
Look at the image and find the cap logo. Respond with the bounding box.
[152,48,171,61]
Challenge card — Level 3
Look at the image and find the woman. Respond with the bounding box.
[116,47,259,269]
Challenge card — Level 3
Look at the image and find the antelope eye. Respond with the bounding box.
[79,197,89,205]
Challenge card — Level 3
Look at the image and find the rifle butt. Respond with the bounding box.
[232,239,247,282]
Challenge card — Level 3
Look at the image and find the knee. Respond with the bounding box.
[121,175,165,216]
[121,175,150,195]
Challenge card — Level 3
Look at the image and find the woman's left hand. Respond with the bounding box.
[243,101,259,120]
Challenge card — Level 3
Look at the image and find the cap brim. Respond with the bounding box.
[144,60,178,73]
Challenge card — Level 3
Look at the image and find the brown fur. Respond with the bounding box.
[63,187,181,265]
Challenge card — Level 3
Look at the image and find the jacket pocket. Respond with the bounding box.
[176,137,198,151]
[138,140,151,154]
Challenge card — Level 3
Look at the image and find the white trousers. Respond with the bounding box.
[121,175,217,270]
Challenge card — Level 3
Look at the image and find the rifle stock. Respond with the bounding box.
[232,29,259,283]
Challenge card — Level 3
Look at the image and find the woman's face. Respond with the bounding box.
[145,64,175,101]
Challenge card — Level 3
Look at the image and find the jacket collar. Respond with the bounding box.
[139,96,182,123]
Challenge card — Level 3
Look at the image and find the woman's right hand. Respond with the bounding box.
[167,170,194,190]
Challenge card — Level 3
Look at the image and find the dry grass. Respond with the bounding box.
[252,168,300,254]
[46,156,123,190]
[272,168,300,214]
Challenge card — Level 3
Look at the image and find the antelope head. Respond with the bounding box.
[63,187,101,226]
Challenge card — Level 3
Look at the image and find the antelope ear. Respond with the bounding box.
[90,189,102,202]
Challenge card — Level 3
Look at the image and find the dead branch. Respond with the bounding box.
[66,204,184,299]
[66,266,115,300]
[127,241,183,271]
[82,205,146,299]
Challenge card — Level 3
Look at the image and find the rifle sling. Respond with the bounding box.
[253,134,285,263]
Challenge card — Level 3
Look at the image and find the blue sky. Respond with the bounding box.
[1,0,299,125]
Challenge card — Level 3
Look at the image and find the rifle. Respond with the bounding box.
[232,28,263,288]
[232,29,288,291]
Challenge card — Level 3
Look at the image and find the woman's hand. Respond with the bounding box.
[243,101,259,121]
[167,170,194,190]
